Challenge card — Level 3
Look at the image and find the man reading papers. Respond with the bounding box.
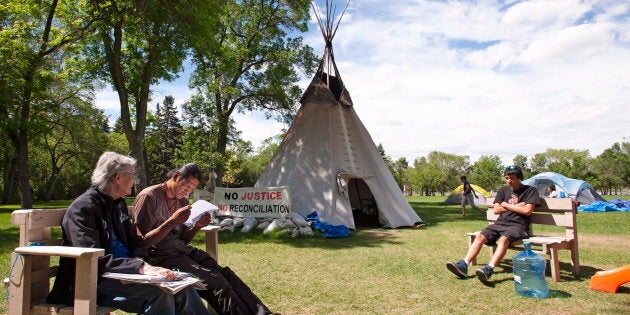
[132,163,274,315]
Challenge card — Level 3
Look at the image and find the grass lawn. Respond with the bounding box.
[1,195,629,314]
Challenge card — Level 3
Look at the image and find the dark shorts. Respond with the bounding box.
[480,222,530,245]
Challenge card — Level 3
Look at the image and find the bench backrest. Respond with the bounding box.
[11,209,68,309]
[12,209,67,247]
[485,197,577,240]
[12,206,136,246]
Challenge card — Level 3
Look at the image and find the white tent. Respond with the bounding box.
[255,2,424,229]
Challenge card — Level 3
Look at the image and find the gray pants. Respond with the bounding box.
[461,193,481,211]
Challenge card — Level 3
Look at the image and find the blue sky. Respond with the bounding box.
[96,0,630,165]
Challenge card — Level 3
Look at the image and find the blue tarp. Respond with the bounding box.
[577,199,630,212]
[306,211,351,238]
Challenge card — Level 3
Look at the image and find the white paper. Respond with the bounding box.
[102,272,203,294]
[184,199,219,227]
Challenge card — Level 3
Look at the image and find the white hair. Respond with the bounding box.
[91,152,136,191]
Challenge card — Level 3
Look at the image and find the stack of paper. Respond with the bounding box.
[102,272,205,294]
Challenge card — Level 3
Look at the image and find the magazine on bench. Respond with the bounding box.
[102,271,205,294]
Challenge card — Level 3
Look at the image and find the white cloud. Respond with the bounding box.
[520,22,615,64]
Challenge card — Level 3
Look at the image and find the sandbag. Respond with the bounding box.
[263,218,283,234]
[290,212,308,227]
[240,217,258,233]
[232,217,245,228]
[256,220,271,230]
[219,218,233,227]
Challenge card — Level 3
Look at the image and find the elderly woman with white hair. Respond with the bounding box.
[47,151,212,315]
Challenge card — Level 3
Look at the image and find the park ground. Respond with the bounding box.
[1,195,629,314]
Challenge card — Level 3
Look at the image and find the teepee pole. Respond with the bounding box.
[311,0,350,85]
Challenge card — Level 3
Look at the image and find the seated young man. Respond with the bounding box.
[132,163,273,315]
[446,165,539,284]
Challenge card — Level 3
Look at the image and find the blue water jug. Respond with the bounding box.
[512,241,550,298]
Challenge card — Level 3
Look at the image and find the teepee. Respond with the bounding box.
[255,1,424,229]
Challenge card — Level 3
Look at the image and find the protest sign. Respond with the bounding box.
[214,186,291,218]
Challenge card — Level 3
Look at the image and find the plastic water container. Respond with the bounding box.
[512,241,550,298]
[559,191,566,198]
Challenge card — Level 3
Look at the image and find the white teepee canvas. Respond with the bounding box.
[255,1,424,229]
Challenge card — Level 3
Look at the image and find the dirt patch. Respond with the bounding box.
[360,229,396,238]
[578,234,630,250]
[528,232,629,250]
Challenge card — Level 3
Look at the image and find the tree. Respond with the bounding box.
[86,0,218,190]
[592,140,630,194]
[530,148,592,179]
[244,135,282,184]
[392,157,409,191]
[512,154,532,179]
[1,0,97,207]
[409,157,442,196]
[470,155,504,192]
[37,99,109,200]
[187,0,317,186]
[0,132,17,203]
[145,95,184,184]
[426,151,470,195]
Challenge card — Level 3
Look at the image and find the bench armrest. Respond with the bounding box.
[11,246,104,315]
[15,245,104,259]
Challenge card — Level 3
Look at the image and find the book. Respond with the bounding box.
[102,271,205,294]
[184,199,219,227]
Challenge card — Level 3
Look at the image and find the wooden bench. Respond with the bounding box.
[466,198,579,282]
[8,207,221,315]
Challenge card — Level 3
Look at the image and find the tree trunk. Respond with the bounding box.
[214,111,230,187]
[16,135,33,208]
[43,163,60,201]
[128,133,148,192]
[2,157,17,204]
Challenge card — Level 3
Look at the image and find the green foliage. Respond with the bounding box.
[187,0,317,184]
[391,157,409,190]
[30,99,109,200]
[145,96,184,184]
[1,0,100,207]
[408,161,443,196]
[512,154,532,178]
[222,136,282,187]
[470,155,504,191]
[84,0,219,189]
[591,140,630,194]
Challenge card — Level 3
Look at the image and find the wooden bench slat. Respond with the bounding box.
[486,211,575,226]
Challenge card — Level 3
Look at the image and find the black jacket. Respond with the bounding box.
[47,187,147,305]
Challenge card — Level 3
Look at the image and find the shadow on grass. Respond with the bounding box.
[408,197,488,227]
[209,227,405,251]
[0,227,19,249]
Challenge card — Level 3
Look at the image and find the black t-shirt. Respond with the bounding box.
[463,181,473,195]
[493,184,539,227]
